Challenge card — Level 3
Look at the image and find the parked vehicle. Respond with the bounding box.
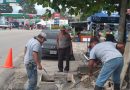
[10,22,19,28]
[0,24,10,29]
[0,22,15,29]
[42,30,60,58]
[41,29,75,60]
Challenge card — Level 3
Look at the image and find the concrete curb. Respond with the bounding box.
[0,52,24,90]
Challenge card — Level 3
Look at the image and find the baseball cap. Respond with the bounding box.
[105,34,116,42]
[39,32,47,41]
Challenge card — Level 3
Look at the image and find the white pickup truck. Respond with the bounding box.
[0,24,11,29]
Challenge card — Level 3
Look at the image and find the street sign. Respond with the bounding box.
[54,18,59,24]
[91,16,119,23]
[0,0,21,4]
[6,0,17,2]
[9,3,19,6]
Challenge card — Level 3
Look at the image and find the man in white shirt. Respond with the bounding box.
[24,32,47,90]
[88,37,124,90]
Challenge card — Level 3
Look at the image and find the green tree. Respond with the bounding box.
[19,0,37,14]
[0,4,13,13]
[41,9,52,20]
[29,0,120,17]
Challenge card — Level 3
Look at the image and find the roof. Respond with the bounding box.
[0,13,39,19]
[69,21,87,27]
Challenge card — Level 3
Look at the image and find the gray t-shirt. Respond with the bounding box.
[24,37,42,64]
[58,33,71,48]
[89,41,123,63]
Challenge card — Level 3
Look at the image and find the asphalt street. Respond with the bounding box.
[0,29,41,65]
[0,29,42,89]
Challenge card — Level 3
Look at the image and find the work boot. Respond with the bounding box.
[94,85,104,90]
[114,83,120,90]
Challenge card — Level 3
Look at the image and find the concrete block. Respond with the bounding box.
[39,82,58,90]
[77,65,89,75]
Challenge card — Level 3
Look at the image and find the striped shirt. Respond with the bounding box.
[24,37,42,64]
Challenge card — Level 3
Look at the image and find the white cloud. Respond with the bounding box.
[11,3,45,14]
[35,4,55,15]
[34,4,46,15]
[11,3,54,15]
[11,5,22,13]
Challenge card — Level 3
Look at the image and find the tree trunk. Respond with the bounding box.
[118,0,127,42]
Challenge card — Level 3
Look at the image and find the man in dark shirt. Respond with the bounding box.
[57,26,72,72]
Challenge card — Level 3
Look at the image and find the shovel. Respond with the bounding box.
[43,67,49,76]
[41,67,54,82]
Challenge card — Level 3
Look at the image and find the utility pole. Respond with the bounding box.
[126,0,130,88]
[118,0,127,42]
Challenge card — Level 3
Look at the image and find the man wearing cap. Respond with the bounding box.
[88,37,124,90]
[24,32,47,90]
[57,26,72,72]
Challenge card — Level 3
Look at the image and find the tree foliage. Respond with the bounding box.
[42,9,52,20]
[29,0,128,42]
[29,0,121,19]
[0,4,13,13]
[19,0,37,14]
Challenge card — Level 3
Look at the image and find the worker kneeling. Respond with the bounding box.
[88,37,124,90]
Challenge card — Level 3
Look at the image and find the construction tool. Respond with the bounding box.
[70,69,100,89]
[83,53,89,61]
[41,67,54,82]
[43,67,49,76]
[67,73,76,83]
[82,53,89,65]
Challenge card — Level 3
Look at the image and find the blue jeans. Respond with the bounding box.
[25,62,37,90]
[96,57,123,87]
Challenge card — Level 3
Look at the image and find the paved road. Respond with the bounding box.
[0,29,42,89]
[0,29,41,65]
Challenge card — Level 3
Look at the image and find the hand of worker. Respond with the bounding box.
[37,64,42,70]
[93,62,98,67]
[88,72,93,77]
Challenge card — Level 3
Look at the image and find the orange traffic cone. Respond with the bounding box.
[3,48,14,68]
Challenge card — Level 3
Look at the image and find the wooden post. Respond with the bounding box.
[120,33,130,88]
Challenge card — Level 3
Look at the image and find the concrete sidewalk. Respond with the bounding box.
[0,52,24,90]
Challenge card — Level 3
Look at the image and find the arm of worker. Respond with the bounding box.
[88,59,96,76]
[116,42,125,54]
[88,46,98,76]
[33,51,42,70]
[56,34,59,49]
[32,44,42,70]
[24,47,27,56]
[69,34,73,54]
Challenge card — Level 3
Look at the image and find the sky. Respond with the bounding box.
[12,4,54,15]
[34,4,46,15]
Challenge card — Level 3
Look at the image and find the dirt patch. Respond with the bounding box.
[7,64,27,90]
